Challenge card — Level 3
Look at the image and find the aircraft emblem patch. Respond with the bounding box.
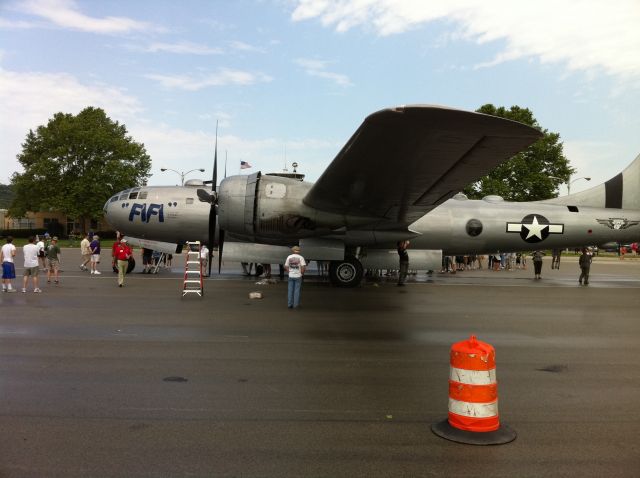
[596,218,640,230]
[506,214,564,243]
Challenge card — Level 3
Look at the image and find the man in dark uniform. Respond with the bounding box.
[397,240,410,286]
[578,248,592,285]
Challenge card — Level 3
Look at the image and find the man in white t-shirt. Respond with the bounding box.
[36,236,46,270]
[284,245,306,309]
[22,236,42,293]
[1,236,17,292]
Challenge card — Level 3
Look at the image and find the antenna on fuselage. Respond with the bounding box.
[283,144,288,172]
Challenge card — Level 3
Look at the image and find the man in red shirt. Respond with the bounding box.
[114,238,133,287]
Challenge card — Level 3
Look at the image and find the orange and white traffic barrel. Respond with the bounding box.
[432,335,516,445]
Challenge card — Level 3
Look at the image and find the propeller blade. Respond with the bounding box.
[218,229,225,274]
[212,121,218,193]
[208,207,215,277]
[208,120,219,278]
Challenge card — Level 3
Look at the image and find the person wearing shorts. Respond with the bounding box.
[90,235,101,275]
[22,236,42,293]
[1,236,17,292]
[46,236,62,284]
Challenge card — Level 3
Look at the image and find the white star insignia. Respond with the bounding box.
[522,215,548,240]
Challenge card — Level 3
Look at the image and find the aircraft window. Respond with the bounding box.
[186,198,194,205]
[138,191,148,199]
[118,189,130,200]
[110,196,119,203]
[567,205,579,212]
[129,192,138,200]
[466,219,483,237]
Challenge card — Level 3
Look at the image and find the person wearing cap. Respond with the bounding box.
[284,245,306,309]
[114,238,133,287]
[578,247,592,286]
[46,236,61,284]
[111,232,123,273]
[89,235,101,275]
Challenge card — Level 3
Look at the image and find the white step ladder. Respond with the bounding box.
[182,241,203,297]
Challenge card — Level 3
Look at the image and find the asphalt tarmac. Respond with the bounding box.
[1,251,639,477]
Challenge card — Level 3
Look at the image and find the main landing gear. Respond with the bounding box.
[328,257,363,288]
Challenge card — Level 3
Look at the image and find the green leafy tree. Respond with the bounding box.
[463,104,574,201]
[10,107,151,231]
[0,184,15,209]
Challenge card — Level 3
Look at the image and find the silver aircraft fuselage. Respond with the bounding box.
[104,174,640,256]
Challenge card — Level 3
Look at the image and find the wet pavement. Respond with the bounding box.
[1,251,639,477]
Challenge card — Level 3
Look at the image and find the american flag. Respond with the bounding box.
[240,161,252,169]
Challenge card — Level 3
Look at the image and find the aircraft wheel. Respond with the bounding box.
[329,257,363,288]
[254,264,264,277]
[112,258,136,273]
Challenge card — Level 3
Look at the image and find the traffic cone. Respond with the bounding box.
[431,335,516,445]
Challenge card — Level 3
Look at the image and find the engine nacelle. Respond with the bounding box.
[218,173,353,243]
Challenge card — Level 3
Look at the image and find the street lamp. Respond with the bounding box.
[567,176,591,195]
[548,175,591,195]
[160,167,205,186]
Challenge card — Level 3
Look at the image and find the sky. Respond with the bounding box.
[1,0,640,195]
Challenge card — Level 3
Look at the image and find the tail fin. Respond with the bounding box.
[545,152,640,209]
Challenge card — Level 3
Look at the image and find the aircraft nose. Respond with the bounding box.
[104,194,123,228]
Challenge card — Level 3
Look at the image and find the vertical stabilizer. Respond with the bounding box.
[544,152,640,209]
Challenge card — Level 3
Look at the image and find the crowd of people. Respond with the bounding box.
[2,234,638,296]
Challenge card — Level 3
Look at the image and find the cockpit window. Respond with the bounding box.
[109,195,118,203]
[138,191,148,200]
[128,188,140,200]
[118,189,131,201]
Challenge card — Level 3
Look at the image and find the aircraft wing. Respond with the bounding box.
[303,105,543,228]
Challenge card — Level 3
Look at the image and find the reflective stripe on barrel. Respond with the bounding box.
[447,335,500,432]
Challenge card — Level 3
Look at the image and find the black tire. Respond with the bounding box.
[113,257,136,273]
[254,264,264,277]
[329,257,364,288]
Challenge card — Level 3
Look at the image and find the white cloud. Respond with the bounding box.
[15,0,156,34]
[145,69,273,91]
[291,0,640,81]
[561,139,635,194]
[0,17,38,29]
[0,68,143,182]
[0,67,332,185]
[229,40,266,53]
[128,122,336,186]
[140,41,223,55]
[294,58,352,87]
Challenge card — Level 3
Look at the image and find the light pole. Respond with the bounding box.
[567,176,591,195]
[160,167,205,186]
[549,175,591,195]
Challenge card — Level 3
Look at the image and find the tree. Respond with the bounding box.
[463,104,574,201]
[10,107,151,231]
[0,184,15,209]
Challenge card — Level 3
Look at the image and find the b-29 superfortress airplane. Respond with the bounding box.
[104,105,640,287]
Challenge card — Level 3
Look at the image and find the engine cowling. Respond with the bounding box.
[218,173,348,243]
